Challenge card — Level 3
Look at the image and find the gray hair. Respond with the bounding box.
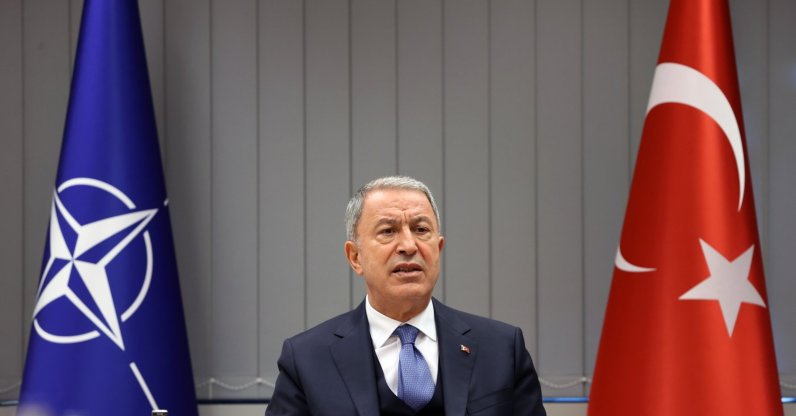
[345,176,441,241]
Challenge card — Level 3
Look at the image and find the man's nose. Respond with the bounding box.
[396,227,418,255]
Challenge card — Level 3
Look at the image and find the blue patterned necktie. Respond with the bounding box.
[394,324,435,411]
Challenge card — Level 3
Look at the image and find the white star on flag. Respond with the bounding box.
[34,191,158,350]
[679,239,765,337]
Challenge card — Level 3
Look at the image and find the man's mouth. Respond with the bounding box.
[392,263,423,276]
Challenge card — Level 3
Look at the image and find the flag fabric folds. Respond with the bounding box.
[18,1,198,415]
[589,0,782,415]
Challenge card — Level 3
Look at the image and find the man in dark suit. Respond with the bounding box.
[266,176,546,415]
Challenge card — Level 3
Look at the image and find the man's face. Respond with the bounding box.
[345,189,444,318]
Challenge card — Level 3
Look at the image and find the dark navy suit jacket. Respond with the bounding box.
[265,298,546,415]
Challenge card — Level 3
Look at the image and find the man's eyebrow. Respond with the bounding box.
[374,218,399,227]
[409,215,434,224]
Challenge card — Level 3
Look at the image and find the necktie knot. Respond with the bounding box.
[394,325,419,345]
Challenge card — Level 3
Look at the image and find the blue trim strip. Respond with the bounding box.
[544,396,590,403]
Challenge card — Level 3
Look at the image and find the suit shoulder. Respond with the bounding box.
[434,300,519,337]
[284,307,362,348]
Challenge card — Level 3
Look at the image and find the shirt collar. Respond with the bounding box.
[365,296,437,348]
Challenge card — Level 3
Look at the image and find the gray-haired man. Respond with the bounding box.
[267,176,546,415]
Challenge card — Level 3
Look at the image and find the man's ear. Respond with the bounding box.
[344,240,364,275]
[438,235,445,252]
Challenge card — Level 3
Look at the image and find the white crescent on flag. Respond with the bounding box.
[616,62,746,273]
[647,62,746,211]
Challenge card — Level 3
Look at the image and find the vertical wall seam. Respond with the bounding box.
[302,0,308,330]
[762,0,770,265]
[579,0,586,394]
[532,0,540,366]
[68,0,73,74]
[254,0,261,382]
[394,0,399,174]
[440,0,446,303]
[161,0,168,167]
[486,0,493,319]
[347,0,354,310]
[20,0,27,371]
[207,0,215,387]
[626,0,633,183]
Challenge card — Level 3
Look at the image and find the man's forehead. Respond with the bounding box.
[373,213,433,223]
[361,189,435,217]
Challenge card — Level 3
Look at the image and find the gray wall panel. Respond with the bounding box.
[629,0,667,167]
[396,0,445,301]
[536,0,584,397]
[0,0,23,401]
[730,0,768,252]
[351,0,398,186]
[350,0,398,305]
[442,0,490,317]
[305,0,352,327]
[210,0,259,393]
[164,0,213,389]
[258,0,306,396]
[69,0,82,70]
[582,0,630,387]
[489,0,537,356]
[768,0,796,391]
[139,0,165,155]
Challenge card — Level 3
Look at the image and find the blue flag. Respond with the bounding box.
[18,0,198,415]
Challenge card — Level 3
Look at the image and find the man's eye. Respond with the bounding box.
[379,228,395,235]
[415,227,430,234]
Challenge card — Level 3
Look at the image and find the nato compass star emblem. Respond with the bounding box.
[32,177,164,410]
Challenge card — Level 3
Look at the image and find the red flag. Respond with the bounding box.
[589,0,782,415]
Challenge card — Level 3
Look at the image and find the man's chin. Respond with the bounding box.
[391,284,434,300]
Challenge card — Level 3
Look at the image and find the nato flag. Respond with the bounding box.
[18,0,198,415]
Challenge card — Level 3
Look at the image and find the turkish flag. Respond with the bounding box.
[588,1,782,415]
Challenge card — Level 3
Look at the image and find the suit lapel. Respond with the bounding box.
[434,299,476,415]
[329,302,380,416]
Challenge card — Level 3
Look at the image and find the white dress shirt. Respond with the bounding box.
[365,296,439,396]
